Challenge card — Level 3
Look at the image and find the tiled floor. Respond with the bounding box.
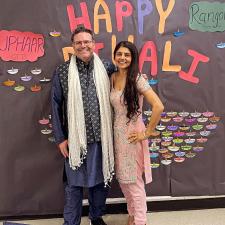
[1,208,225,225]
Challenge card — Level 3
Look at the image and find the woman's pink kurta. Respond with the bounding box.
[110,75,152,184]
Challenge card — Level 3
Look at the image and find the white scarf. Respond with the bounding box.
[67,53,114,184]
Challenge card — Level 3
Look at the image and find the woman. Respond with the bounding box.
[110,41,164,225]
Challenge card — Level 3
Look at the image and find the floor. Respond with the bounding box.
[1,208,225,225]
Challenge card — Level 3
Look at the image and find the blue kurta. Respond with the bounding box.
[51,57,115,187]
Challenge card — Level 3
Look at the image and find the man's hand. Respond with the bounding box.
[58,140,69,158]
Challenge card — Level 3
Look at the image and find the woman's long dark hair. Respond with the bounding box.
[114,41,140,121]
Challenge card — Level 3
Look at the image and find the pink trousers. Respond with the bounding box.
[119,148,147,225]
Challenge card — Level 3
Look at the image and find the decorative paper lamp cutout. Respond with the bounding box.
[200,130,211,136]
[192,124,203,130]
[161,141,172,147]
[162,130,172,136]
[173,116,183,122]
[49,30,61,37]
[181,145,192,151]
[216,42,225,49]
[173,138,183,144]
[167,125,178,131]
[156,124,166,131]
[151,138,162,143]
[185,152,196,158]
[197,137,208,143]
[3,79,15,86]
[186,131,197,137]
[167,111,177,117]
[178,111,189,117]
[185,117,196,123]
[161,112,167,117]
[39,77,51,83]
[41,128,52,135]
[190,112,202,117]
[150,163,160,168]
[148,78,158,85]
[31,68,42,75]
[39,118,50,125]
[184,138,195,144]
[197,117,208,123]
[161,117,171,122]
[162,136,173,142]
[173,29,185,37]
[174,157,185,162]
[144,110,152,116]
[30,84,41,92]
[173,131,185,137]
[161,159,172,165]
[7,68,19,74]
[162,152,174,159]
[159,148,168,154]
[168,145,180,152]
[149,144,160,151]
[20,74,32,81]
[179,125,190,131]
[193,146,204,152]
[150,152,159,158]
[175,151,186,157]
[202,111,214,117]
[206,124,217,130]
[209,116,220,123]
[14,85,25,92]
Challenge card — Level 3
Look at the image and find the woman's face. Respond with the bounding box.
[114,46,132,70]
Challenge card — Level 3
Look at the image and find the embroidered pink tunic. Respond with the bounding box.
[110,75,152,184]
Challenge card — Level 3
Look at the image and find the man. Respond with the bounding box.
[51,26,115,225]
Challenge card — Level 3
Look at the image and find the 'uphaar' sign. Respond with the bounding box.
[0,30,44,62]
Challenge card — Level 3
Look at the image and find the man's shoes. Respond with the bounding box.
[90,218,107,225]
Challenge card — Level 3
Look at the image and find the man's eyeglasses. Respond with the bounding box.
[73,40,93,47]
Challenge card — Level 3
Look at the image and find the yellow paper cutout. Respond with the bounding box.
[94,0,112,34]
[62,47,74,62]
[111,34,134,62]
[162,41,181,72]
[155,0,175,34]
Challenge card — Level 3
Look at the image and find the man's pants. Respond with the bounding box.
[63,182,109,225]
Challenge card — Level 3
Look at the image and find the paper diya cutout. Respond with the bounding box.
[173,29,185,37]
[162,130,173,137]
[39,77,51,83]
[161,117,171,122]
[7,67,19,75]
[161,159,172,165]
[193,146,204,152]
[196,137,208,143]
[151,138,162,143]
[179,125,190,131]
[148,78,158,85]
[173,138,184,144]
[202,111,214,117]
[190,112,202,118]
[158,148,169,154]
[185,152,196,158]
[175,151,186,157]
[181,145,192,151]
[144,110,152,116]
[161,141,172,147]
[192,124,203,130]
[150,163,160,168]
[31,68,42,75]
[30,84,42,92]
[156,124,166,131]
[150,152,159,158]
[174,157,185,163]
[200,130,211,137]
[167,111,178,117]
[14,85,25,92]
[216,42,225,49]
[197,117,208,123]
[184,138,195,144]
[39,118,50,125]
[49,30,61,37]
[20,74,32,81]
[162,136,173,142]
[185,117,196,123]
[161,112,167,117]
[206,124,217,130]
[149,144,160,151]
[178,111,189,117]
[209,116,220,123]
[162,152,174,159]
[167,125,179,131]
[168,145,180,152]
[41,128,52,135]
[173,131,185,137]
[173,116,184,123]
[3,79,16,86]
[186,131,197,137]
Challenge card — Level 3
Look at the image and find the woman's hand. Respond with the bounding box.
[128,130,160,143]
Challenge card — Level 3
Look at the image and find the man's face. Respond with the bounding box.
[72,32,95,63]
